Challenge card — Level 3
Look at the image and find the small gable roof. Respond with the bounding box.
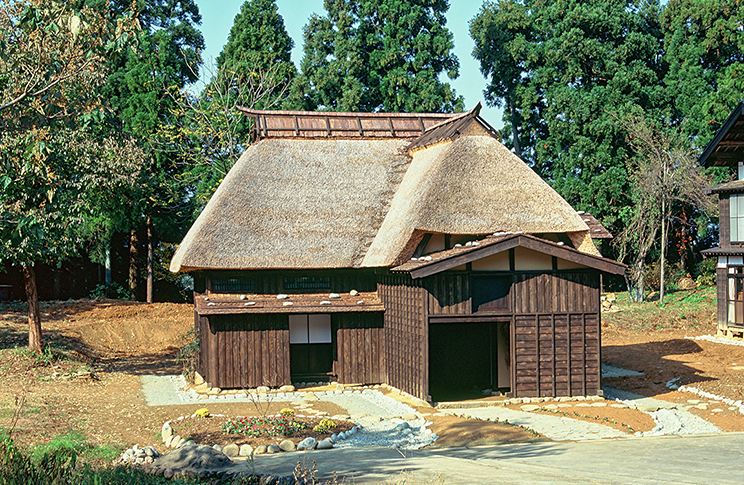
[392,233,627,279]
[698,101,744,168]
[704,179,744,195]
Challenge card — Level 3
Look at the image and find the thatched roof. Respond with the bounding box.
[171,107,593,272]
[170,138,412,271]
[362,126,590,267]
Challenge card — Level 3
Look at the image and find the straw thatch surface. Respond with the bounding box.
[362,134,590,267]
[170,138,411,271]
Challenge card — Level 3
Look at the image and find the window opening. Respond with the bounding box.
[212,278,253,292]
[284,276,331,290]
[731,194,744,242]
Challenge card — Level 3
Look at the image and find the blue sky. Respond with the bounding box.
[194,0,505,129]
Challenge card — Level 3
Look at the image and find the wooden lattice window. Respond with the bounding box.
[284,276,331,290]
[212,278,253,292]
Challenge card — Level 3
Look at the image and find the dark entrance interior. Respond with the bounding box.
[428,321,510,401]
[289,314,333,381]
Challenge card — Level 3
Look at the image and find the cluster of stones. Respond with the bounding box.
[679,397,744,414]
[601,293,620,313]
[676,383,744,415]
[115,444,160,465]
[160,421,191,449]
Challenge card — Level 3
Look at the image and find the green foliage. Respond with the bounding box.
[294,0,463,113]
[217,0,296,108]
[695,257,717,287]
[222,416,308,437]
[88,282,130,300]
[661,0,744,148]
[279,408,295,418]
[471,0,666,234]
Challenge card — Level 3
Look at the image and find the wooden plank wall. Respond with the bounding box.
[514,272,598,314]
[510,272,600,397]
[199,313,290,389]
[514,313,600,397]
[378,273,427,399]
[721,195,730,249]
[424,273,471,315]
[335,313,384,384]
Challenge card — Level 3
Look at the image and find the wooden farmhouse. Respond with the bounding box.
[170,105,626,401]
[700,101,744,338]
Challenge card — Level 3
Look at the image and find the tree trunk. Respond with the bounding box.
[105,244,112,285]
[129,229,138,300]
[510,98,521,158]
[146,215,153,304]
[629,259,645,303]
[660,209,666,306]
[22,264,43,353]
[53,267,61,300]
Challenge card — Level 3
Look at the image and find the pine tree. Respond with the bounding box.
[295,0,463,113]
[216,0,296,100]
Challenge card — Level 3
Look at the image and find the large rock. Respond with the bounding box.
[222,444,239,458]
[171,435,182,448]
[161,423,173,443]
[297,437,317,451]
[317,439,333,450]
[253,445,267,455]
[145,444,238,477]
[278,440,295,452]
[267,445,281,454]
[279,384,295,393]
[678,277,697,290]
[256,386,270,393]
[239,444,253,456]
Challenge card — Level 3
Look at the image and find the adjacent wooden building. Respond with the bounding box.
[700,101,744,338]
[171,105,626,401]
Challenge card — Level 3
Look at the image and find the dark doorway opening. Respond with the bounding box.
[289,314,333,381]
[428,321,510,401]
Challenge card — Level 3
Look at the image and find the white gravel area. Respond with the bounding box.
[639,408,721,436]
[333,417,438,450]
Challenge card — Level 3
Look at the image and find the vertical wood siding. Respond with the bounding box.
[718,266,729,331]
[335,313,384,384]
[199,314,290,389]
[425,273,471,315]
[721,196,730,249]
[379,273,428,399]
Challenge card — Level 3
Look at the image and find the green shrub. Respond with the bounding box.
[194,408,210,418]
[88,282,130,300]
[279,408,295,418]
[313,418,336,434]
[695,257,717,287]
[177,328,200,382]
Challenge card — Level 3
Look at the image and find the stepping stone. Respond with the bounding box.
[520,405,540,412]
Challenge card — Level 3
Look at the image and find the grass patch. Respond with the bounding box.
[603,286,716,332]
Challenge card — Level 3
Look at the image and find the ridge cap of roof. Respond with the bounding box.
[236,107,456,119]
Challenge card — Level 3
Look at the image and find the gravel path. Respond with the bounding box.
[603,386,723,436]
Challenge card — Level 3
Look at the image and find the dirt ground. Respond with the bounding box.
[1,295,743,461]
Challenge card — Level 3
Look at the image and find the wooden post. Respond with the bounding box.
[22,264,42,353]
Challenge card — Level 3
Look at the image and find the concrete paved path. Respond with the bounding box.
[441,406,628,441]
[247,432,744,484]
